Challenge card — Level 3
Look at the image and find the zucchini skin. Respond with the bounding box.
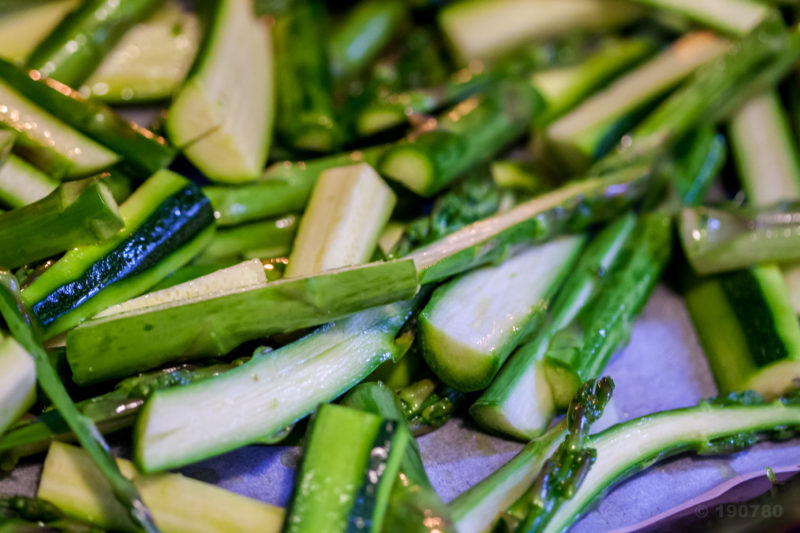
[0,58,175,177]
[25,0,161,87]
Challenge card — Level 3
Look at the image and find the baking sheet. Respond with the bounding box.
[3,284,800,531]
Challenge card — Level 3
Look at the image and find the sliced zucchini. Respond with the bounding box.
[167,0,274,183]
[82,1,201,104]
[134,299,414,472]
[541,32,730,173]
[22,169,216,338]
[96,259,267,318]
[0,154,59,208]
[0,0,79,64]
[419,236,584,391]
[0,334,36,436]
[631,0,772,36]
[38,442,284,533]
[65,260,418,384]
[686,266,800,398]
[285,163,396,277]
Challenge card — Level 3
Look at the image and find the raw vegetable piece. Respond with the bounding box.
[135,299,415,472]
[65,260,418,384]
[0,58,176,177]
[22,169,216,338]
[82,1,201,104]
[0,0,79,64]
[38,442,284,533]
[96,259,267,317]
[341,382,455,533]
[285,163,396,277]
[0,495,100,531]
[542,212,672,406]
[284,404,408,533]
[0,177,123,269]
[419,236,585,392]
[501,378,614,532]
[204,145,386,226]
[730,90,800,312]
[329,0,406,81]
[679,203,800,274]
[273,0,340,152]
[408,159,656,284]
[194,215,299,264]
[542,390,800,532]
[438,0,640,63]
[25,0,161,87]
[540,32,731,174]
[686,266,800,398]
[665,127,727,208]
[470,213,636,439]
[399,377,467,432]
[167,0,274,183]
[0,334,36,436]
[0,362,232,467]
[0,271,158,532]
[0,154,59,209]
[378,80,541,197]
[630,0,774,37]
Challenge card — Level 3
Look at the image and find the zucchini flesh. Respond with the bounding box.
[134,300,414,472]
[25,0,161,87]
[0,78,119,178]
[542,32,731,173]
[0,154,58,208]
[96,259,267,318]
[82,1,201,104]
[543,398,800,532]
[285,163,396,277]
[438,0,640,63]
[65,260,418,384]
[0,177,123,269]
[22,170,216,338]
[168,0,274,183]
[0,0,79,64]
[0,335,36,436]
[38,442,284,533]
[686,266,800,397]
[419,236,584,392]
[631,0,772,36]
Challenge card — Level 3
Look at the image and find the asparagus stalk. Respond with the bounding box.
[0,272,158,532]
[65,259,418,384]
[0,177,123,269]
[0,494,99,532]
[0,362,231,467]
[285,163,396,277]
[38,442,284,533]
[193,214,299,264]
[329,0,406,81]
[665,127,727,208]
[438,0,641,63]
[630,0,774,36]
[379,80,540,197]
[25,0,161,87]
[274,0,341,152]
[680,202,800,274]
[203,145,386,226]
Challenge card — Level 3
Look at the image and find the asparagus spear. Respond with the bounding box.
[193,214,299,265]
[0,177,123,269]
[0,494,101,532]
[629,0,775,36]
[25,0,161,86]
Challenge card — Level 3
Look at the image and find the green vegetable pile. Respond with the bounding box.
[0,0,800,531]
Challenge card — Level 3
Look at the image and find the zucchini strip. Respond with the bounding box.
[134,299,415,471]
[0,154,59,209]
[631,0,773,36]
[65,260,418,384]
[0,177,123,269]
[0,333,36,436]
[0,0,79,64]
[25,0,161,87]
[168,0,274,183]
[38,442,284,533]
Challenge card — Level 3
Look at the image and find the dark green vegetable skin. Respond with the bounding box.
[0,495,101,532]
[29,184,214,330]
[0,58,175,177]
[0,273,158,533]
[274,0,341,152]
[25,0,161,87]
